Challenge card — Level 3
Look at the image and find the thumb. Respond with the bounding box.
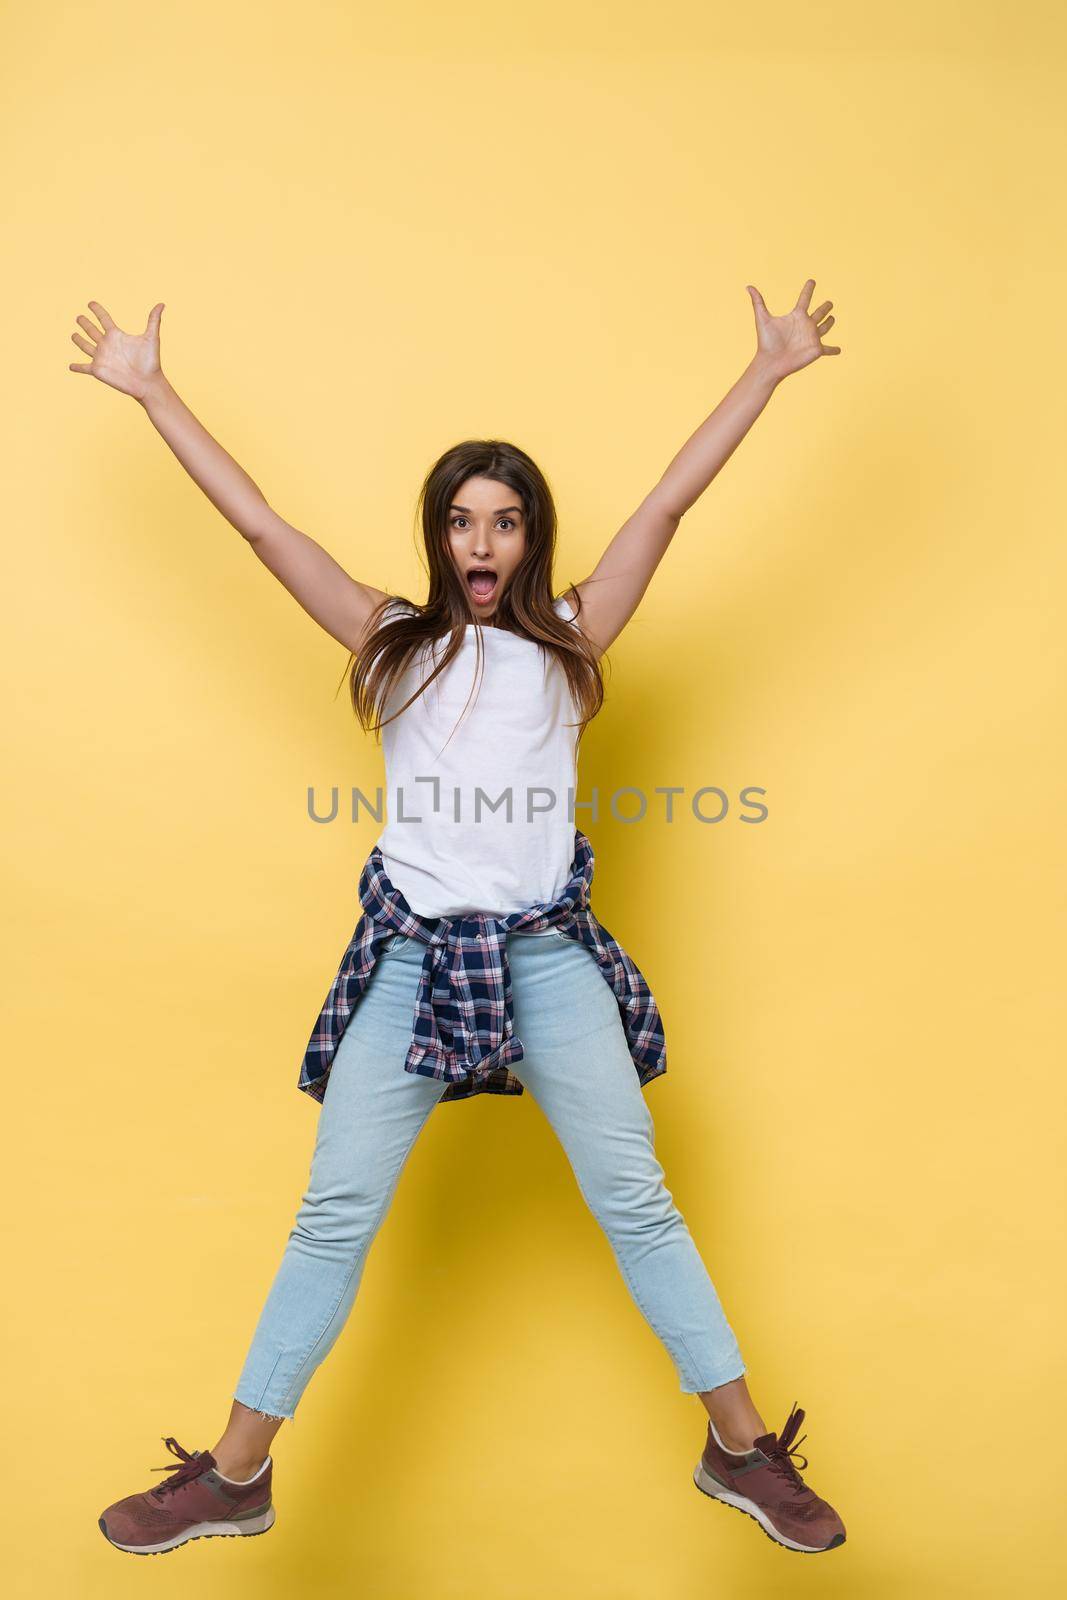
[145,302,164,336]
[746,284,769,322]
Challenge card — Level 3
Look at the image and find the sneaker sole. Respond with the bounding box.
[693,1462,845,1554]
[98,1504,276,1555]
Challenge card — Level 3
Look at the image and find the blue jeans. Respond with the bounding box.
[233,929,746,1419]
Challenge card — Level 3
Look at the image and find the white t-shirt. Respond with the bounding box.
[373,595,582,916]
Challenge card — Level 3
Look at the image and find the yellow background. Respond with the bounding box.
[3,1,1064,1595]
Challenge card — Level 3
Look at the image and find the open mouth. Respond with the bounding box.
[465,567,498,605]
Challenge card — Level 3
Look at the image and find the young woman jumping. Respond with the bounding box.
[73,280,846,1557]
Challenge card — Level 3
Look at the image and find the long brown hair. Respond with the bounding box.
[342,440,605,744]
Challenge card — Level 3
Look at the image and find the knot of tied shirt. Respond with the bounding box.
[388,910,577,1084]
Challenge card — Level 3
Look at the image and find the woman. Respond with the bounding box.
[73,282,846,1556]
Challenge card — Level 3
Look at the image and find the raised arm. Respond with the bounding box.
[567,279,841,655]
[68,300,388,654]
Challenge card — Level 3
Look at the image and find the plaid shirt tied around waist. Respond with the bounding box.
[298,828,666,1104]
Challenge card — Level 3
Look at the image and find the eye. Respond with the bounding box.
[498,518,516,530]
[450,516,468,529]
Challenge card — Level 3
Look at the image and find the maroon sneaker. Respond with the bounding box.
[693,1401,846,1553]
[99,1436,275,1555]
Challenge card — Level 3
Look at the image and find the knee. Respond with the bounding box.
[290,1172,393,1250]
[582,1163,681,1238]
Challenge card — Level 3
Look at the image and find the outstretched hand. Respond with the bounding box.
[746,279,840,381]
[68,301,166,402]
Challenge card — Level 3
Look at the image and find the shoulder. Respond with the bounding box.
[552,590,580,625]
[376,596,422,629]
[357,596,425,659]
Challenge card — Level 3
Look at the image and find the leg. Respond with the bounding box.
[211,1399,285,1482]
[217,935,447,1463]
[507,934,753,1400]
[697,1375,768,1452]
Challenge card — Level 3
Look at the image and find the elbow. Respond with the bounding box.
[241,506,275,547]
[649,487,686,525]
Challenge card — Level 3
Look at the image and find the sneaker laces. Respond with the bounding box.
[149,1436,214,1499]
[762,1401,812,1495]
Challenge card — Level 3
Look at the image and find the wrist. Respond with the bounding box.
[745,352,785,394]
[138,371,174,410]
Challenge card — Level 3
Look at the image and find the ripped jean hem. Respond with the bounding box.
[233,1396,293,1424]
[678,1358,748,1395]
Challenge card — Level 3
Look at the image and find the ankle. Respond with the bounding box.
[211,1449,270,1482]
[708,1415,759,1454]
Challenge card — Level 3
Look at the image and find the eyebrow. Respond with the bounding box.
[450,504,523,517]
